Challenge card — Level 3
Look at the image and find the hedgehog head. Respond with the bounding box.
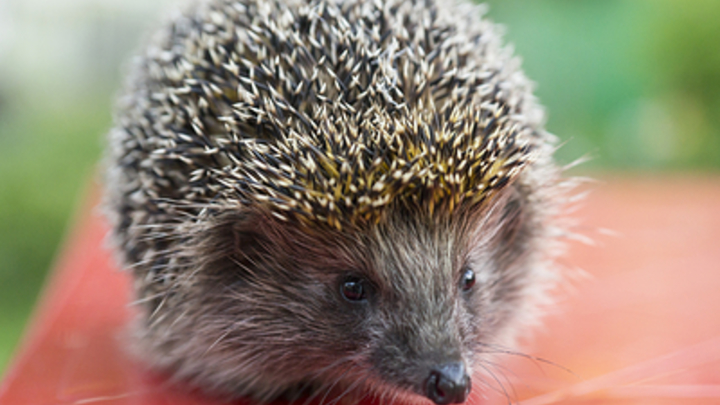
[109,0,560,403]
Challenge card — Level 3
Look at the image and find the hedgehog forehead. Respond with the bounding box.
[225,103,535,230]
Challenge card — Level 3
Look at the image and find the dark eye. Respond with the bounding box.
[461,268,476,291]
[341,277,368,302]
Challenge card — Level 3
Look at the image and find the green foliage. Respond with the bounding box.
[485,0,720,169]
[644,0,720,167]
[650,0,720,104]
[0,91,109,371]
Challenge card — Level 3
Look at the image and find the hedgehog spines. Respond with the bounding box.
[115,0,544,232]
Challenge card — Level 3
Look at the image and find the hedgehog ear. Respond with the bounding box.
[466,185,524,253]
[492,185,531,264]
[228,212,267,253]
[193,209,269,279]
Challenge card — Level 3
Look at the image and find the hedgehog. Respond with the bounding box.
[104,0,569,403]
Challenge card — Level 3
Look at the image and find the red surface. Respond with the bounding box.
[1,176,720,405]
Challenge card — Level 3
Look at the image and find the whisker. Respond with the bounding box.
[475,361,513,405]
[326,373,371,405]
[478,342,578,378]
[303,364,353,405]
[316,370,350,405]
[478,359,519,403]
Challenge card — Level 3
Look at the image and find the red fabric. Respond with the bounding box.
[2,177,719,405]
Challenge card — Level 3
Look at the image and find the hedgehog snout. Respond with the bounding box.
[425,362,472,405]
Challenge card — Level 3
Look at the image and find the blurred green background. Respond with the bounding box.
[1,0,719,374]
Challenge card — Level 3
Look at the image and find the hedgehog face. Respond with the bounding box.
[155,186,532,404]
[358,190,531,404]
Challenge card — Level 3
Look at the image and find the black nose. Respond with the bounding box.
[425,362,471,404]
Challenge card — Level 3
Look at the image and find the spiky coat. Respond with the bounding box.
[105,0,566,402]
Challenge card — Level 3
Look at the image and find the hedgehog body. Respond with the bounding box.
[105,0,566,403]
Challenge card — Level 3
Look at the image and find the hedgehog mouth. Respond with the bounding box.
[346,362,471,405]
